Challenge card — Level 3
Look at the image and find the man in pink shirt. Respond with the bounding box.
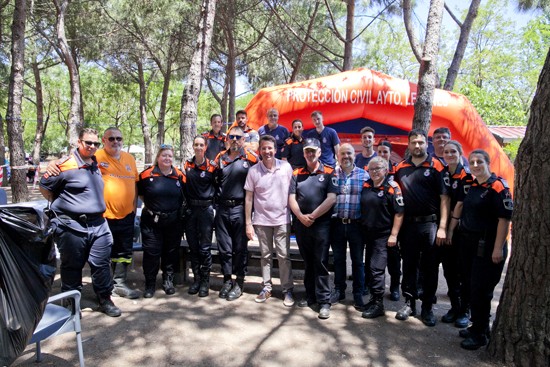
[245,135,295,307]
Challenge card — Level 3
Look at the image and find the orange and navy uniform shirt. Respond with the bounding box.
[394,154,449,217]
[95,149,138,220]
[281,134,306,169]
[444,163,474,211]
[360,177,404,231]
[214,148,258,201]
[460,173,513,238]
[137,165,185,214]
[183,157,217,201]
[202,130,226,161]
[40,150,106,215]
[289,163,338,222]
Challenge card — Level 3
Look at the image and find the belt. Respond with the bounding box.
[144,208,178,218]
[219,199,244,207]
[406,214,438,223]
[56,212,104,223]
[333,217,359,224]
[189,199,213,207]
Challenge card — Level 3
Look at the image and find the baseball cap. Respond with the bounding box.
[303,138,321,150]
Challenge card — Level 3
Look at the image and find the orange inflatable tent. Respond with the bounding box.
[245,68,514,192]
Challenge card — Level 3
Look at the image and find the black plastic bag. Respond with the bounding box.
[0,201,56,366]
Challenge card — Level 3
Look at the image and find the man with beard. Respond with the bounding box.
[214,126,258,301]
[393,129,450,327]
[330,144,369,310]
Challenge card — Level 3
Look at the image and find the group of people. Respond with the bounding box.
[39,109,513,352]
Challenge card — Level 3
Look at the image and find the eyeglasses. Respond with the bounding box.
[228,134,243,140]
[160,144,173,149]
[369,167,386,173]
[82,140,101,148]
[107,136,123,142]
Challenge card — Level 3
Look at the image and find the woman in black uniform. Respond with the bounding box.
[281,119,306,169]
[360,156,404,318]
[138,145,185,298]
[457,149,513,350]
[184,136,216,297]
[441,141,474,327]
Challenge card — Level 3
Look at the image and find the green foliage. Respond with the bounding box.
[502,138,522,161]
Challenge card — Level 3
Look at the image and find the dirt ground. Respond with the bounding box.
[7,186,508,367]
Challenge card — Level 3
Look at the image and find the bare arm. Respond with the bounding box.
[310,193,336,220]
[245,190,255,240]
[436,194,450,246]
[492,218,511,264]
[388,212,404,247]
[289,193,314,227]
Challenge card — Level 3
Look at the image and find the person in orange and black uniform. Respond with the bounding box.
[39,128,121,317]
[203,114,226,161]
[184,135,217,297]
[455,149,512,350]
[281,119,306,169]
[360,156,404,319]
[393,129,450,327]
[214,126,258,301]
[289,138,338,320]
[440,140,474,327]
[137,145,185,298]
[376,140,399,300]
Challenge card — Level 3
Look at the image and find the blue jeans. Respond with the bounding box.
[330,219,365,299]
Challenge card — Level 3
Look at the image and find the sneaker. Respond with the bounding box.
[255,288,272,303]
[318,303,331,319]
[219,280,233,299]
[395,303,416,321]
[98,297,122,317]
[283,291,295,307]
[226,283,243,301]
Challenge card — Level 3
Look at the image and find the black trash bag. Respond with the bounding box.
[0,201,56,366]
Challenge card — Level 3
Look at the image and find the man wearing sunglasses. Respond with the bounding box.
[214,126,258,301]
[40,128,122,317]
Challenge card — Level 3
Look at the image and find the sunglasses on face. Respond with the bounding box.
[107,136,123,142]
[82,140,101,148]
[228,134,243,140]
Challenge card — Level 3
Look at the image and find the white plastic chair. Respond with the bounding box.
[29,290,85,367]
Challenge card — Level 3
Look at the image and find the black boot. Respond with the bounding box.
[144,278,156,298]
[163,273,176,295]
[188,264,201,295]
[198,271,210,297]
[97,294,121,317]
[113,262,140,299]
[227,276,244,301]
[362,296,385,319]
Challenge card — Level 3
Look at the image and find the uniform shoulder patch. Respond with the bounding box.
[389,180,399,189]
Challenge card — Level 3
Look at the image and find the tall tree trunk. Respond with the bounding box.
[31,61,47,165]
[0,0,10,187]
[156,61,172,147]
[443,0,481,91]
[180,0,217,161]
[342,0,354,71]
[487,48,550,367]
[411,0,444,133]
[137,60,153,166]
[6,0,28,203]
[53,0,83,149]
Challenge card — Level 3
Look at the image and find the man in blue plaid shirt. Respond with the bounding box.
[330,143,370,310]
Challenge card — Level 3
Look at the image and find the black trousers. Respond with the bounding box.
[387,245,401,290]
[294,219,331,304]
[363,229,390,297]
[140,212,183,285]
[215,204,248,278]
[459,230,507,334]
[438,229,462,308]
[398,220,439,307]
[185,205,214,273]
[107,212,135,263]
[52,217,113,296]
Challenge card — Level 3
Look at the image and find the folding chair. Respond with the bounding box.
[29,290,85,367]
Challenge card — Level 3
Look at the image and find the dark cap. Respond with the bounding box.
[303,138,321,150]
